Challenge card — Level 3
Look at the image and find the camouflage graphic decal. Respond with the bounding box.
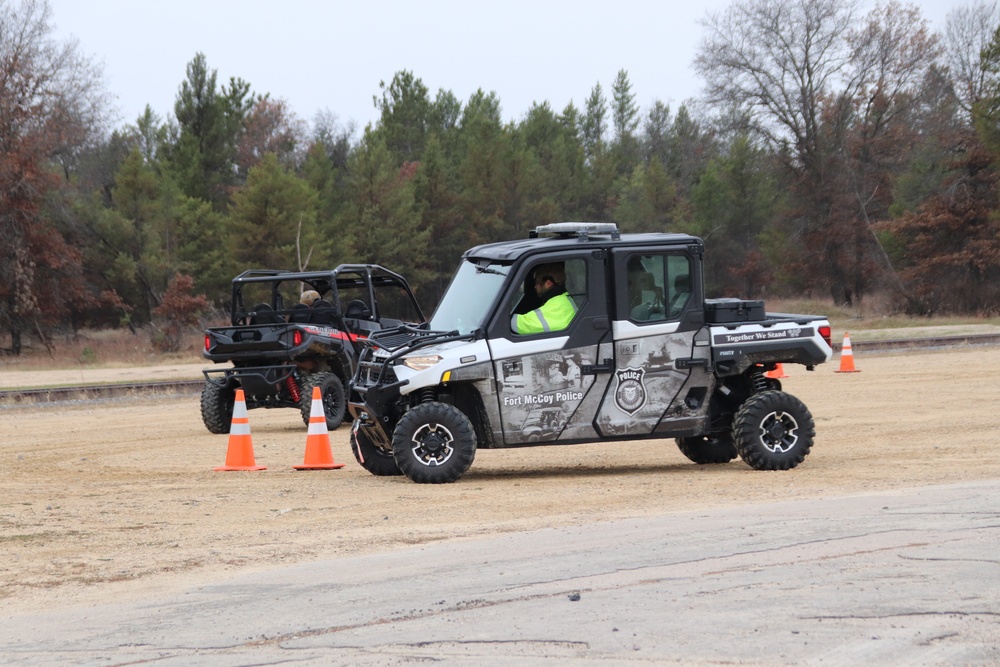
[495,349,594,444]
[595,333,706,437]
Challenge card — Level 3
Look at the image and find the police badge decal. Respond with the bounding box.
[614,367,647,415]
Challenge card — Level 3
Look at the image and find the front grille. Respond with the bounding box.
[356,359,397,388]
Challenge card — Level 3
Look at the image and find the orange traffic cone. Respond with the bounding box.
[835,332,861,373]
[214,389,266,471]
[293,386,346,470]
[765,363,788,379]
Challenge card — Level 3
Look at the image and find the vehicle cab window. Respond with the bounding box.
[509,258,588,336]
[625,254,692,322]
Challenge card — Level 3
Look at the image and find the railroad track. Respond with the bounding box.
[0,379,204,405]
[2,333,999,406]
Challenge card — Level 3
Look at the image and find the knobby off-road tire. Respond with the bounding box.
[733,390,815,470]
[675,433,739,464]
[299,372,346,430]
[351,425,402,476]
[392,402,476,484]
[200,381,235,434]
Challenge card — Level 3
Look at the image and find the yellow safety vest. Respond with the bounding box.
[512,293,578,334]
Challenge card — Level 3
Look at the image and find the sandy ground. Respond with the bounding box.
[2,344,999,619]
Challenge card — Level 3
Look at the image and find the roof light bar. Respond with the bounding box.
[531,222,620,241]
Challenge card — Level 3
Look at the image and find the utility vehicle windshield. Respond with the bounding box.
[429,260,510,334]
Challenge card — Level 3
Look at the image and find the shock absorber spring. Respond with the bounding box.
[285,375,302,402]
[420,388,435,403]
[751,370,769,393]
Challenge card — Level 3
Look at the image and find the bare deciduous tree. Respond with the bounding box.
[0,0,111,354]
[944,0,1000,115]
[694,0,943,307]
[694,0,862,174]
[849,1,942,135]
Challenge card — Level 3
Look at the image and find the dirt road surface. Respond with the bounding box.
[2,345,999,620]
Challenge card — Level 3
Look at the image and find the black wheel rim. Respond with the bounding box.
[757,410,799,453]
[322,386,341,418]
[409,422,455,466]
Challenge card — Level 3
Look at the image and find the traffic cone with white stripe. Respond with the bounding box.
[765,363,788,379]
[835,332,861,373]
[214,389,266,471]
[294,386,346,470]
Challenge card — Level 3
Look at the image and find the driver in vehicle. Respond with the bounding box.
[511,262,578,334]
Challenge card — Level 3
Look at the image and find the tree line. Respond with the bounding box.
[3,0,1000,355]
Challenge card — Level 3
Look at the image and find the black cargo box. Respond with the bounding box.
[704,298,766,324]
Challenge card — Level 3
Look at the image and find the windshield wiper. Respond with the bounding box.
[475,266,507,277]
[361,325,477,359]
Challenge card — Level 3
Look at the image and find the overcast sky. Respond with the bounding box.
[48,0,966,135]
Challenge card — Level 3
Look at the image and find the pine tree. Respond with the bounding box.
[167,53,255,207]
[344,129,432,292]
[226,153,320,270]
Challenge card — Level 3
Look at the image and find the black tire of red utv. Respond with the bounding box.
[392,402,476,484]
[733,390,815,471]
[200,381,235,434]
[299,372,346,430]
[675,433,738,464]
[350,427,403,476]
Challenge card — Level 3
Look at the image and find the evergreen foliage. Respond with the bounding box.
[5,0,1000,354]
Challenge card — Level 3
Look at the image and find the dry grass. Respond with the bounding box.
[0,326,205,372]
[766,296,1000,333]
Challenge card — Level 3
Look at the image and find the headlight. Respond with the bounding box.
[402,355,442,371]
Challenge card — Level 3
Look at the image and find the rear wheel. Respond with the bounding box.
[392,402,476,484]
[200,381,235,434]
[675,433,738,464]
[733,390,814,470]
[299,372,346,430]
[351,425,402,476]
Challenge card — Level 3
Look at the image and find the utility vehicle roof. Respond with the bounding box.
[463,222,702,262]
[230,264,410,288]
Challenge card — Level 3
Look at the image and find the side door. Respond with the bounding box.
[485,250,615,444]
[593,247,715,437]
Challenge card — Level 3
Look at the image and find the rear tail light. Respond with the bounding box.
[204,334,210,351]
[819,325,832,348]
[293,329,303,346]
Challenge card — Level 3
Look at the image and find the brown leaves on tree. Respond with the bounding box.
[0,0,110,354]
[151,273,210,352]
[880,145,1000,315]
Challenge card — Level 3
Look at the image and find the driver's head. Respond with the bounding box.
[532,262,566,291]
[300,290,321,306]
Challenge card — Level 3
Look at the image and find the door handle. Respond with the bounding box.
[582,358,614,375]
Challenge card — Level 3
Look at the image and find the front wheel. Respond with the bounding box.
[392,402,476,483]
[676,433,738,464]
[733,390,815,470]
[299,372,346,430]
[351,424,402,476]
